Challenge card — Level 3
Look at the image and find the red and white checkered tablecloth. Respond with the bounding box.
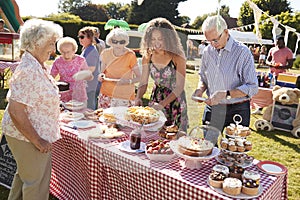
[50,127,288,200]
[0,61,19,73]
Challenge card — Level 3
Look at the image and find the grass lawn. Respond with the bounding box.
[0,65,299,200]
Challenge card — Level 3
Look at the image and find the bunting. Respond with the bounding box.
[247,0,262,41]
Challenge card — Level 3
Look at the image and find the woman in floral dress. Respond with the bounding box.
[135,17,188,131]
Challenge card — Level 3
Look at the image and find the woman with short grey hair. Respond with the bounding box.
[2,18,63,200]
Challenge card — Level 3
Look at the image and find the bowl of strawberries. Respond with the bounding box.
[145,139,176,162]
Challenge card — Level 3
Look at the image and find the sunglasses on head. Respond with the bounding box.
[111,39,126,45]
[77,35,86,39]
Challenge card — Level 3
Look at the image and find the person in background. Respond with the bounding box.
[257,45,267,68]
[198,40,206,59]
[51,36,92,104]
[252,36,294,115]
[93,27,106,108]
[135,17,188,132]
[0,19,10,32]
[78,26,100,110]
[93,27,106,55]
[98,28,141,108]
[266,35,294,77]
[1,19,63,200]
[192,15,258,132]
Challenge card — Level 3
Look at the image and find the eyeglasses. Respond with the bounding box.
[111,39,126,45]
[208,31,224,44]
[77,35,86,39]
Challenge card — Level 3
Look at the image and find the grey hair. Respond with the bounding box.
[202,15,227,35]
[19,18,63,52]
[106,28,129,47]
[57,36,78,53]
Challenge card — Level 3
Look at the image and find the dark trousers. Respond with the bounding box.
[202,100,250,132]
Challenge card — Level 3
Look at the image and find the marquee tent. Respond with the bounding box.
[188,30,273,45]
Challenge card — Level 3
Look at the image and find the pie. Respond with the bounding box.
[124,106,160,125]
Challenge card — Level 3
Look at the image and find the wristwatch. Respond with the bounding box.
[226,90,231,100]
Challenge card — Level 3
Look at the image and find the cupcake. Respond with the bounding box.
[236,140,245,152]
[244,141,252,151]
[223,177,242,196]
[242,170,260,195]
[220,139,229,149]
[228,141,237,152]
[208,165,229,188]
[229,165,244,180]
[244,156,254,165]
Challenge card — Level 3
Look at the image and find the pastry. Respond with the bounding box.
[56,81,70,92]
[223,177,242,196]
[228,141,237,152]
[209,165,229,188]
[242,170,260,195]
[125,106,160,124]
[236,140,245,152]
[229,165,244,180]
[244,141,252,151]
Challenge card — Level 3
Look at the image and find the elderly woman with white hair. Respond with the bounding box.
[98,28,141,108]
[1,19,63,200]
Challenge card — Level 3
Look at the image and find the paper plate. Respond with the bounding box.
[256,160,287,176]
[60,112,84,121]
[191,96,207,102]
[73,70,92,81]
[67,120,97,129]
[118,140,146,153]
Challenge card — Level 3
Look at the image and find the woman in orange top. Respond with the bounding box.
[98,28,141,108]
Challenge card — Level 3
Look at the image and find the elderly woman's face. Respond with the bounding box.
[35,36,57,63]
[60,43,75,61]
[150,30,165,51]
[111,37,126,50]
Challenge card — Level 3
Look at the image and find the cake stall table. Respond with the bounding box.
[250,87,273,109]
[50,124,288,200]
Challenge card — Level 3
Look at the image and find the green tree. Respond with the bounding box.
[103,2,130,20]
[58,0,91,13]
[71,3,108,22]
[126,0,187,26]
[191,5,230,29]
[237,0,291,26]
[47,13,83,21]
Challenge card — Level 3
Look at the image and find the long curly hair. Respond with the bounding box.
[140,17,185,58]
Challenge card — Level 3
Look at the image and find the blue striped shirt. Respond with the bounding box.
[199,35,258,104]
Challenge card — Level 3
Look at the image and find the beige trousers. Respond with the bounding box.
[5,135,51,200]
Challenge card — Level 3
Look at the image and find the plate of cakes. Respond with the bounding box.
[63,100,85,111]
[219,137,252,154]
[216,149,254,168]
[105,106,167,131]
[208,168,263,199]
[225,123,251,138]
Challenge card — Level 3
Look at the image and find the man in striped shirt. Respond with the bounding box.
[192,15,258,132]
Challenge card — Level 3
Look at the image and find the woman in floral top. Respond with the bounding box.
[135,17,188,131]
[1,19,63,200]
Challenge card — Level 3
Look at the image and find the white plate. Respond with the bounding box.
[208,179,263,199]
[104,106,166,131]
[118,140,146,153]
[191,96,207,101]
[256,160,287,176]
[169,140,220,161]
[60,112,84,121]
[72,70,92,81]
[221,148,251,154]
[67,120,97,129]
[145,151,176,162]
[64,101,85,111]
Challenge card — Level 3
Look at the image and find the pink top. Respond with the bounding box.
[268,46,293,76]
[51,55,89,102]
[2,52,61,143]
